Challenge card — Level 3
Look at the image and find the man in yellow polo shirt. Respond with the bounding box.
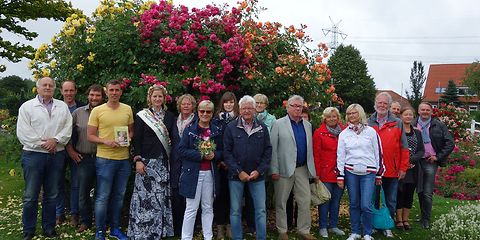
[87,79,134,240]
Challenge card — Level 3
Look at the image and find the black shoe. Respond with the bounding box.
[43,230,58,238]
[23,232,34,240]
[421,219,430,229]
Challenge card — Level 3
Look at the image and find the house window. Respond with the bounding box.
[435,87,446,94]
[469,105,478,112]
[432,104,437,109]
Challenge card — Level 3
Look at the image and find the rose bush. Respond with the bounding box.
[433,103,472,142]
[29,0,338,113]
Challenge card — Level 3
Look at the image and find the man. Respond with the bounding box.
[66,84,105,233]
[223,95,272,240]
[390,101,401,118]
[56,80,84,226]
[17,77,72,240]
[367,92,409,238]
[270,95,317,240]
[414,102,454,229]
[87,79,134,240]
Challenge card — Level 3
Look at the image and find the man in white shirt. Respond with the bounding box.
[17,77,72,240]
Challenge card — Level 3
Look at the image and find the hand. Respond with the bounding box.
[204,152,214,161]
[217,161,228,170]
[398,170,406,180]
[428,155,438,163]
[41,138,57,153]
[271,173,280,181]
[248,170,260,181]
[314,177,319,183]
[239,171,250,182]
[103,140,120,148]
[375,179,383,185]
[409,164,415,169]
[67,148,83,164]
[337,181,344,189]
[136,161,146,175]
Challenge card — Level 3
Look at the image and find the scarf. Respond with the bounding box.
[418,117,432,144]
[348,123,365,135]
[326,124,342,137]
[138,109,171,157]
[177,113,195,138]
[219,111,235,123]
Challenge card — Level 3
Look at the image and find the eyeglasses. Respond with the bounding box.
[256,102,266,105]
[289,104,303,109]
[198,109,212,114]
[346,111,359,116]
[241,107,254,111]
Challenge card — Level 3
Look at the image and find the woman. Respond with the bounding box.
[337,104,383,240]
[179,100,223,240]
[313,107,345,238]
[213,92,238,239]
[395,107,424,230]
[128,85,175,239]
[170,94,197,236]
[253,93,276,131]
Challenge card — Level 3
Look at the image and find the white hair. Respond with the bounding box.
[238,95,256,108]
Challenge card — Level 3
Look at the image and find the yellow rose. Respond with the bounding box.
[42,68,50,77]
[71,19,81,27]
[71,13,78,19]
[86,37,93,43]
[87,52,95,62]
[87,27,96,34]
[32,86,37,93]
[49,60,57,68]
[125,2,133,9]
[64,27,76,36]
[76,64,84,71]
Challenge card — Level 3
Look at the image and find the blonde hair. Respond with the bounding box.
[322,107,341,121]
[345,104,367,124]
[198,100,214,111]
[176,94,197,112]
[253,93,269,105]
[147,85,168,109]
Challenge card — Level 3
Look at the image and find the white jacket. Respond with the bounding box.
[336,125,384,181]
[16,97,72,153]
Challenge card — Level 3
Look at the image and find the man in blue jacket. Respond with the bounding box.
[223,95,272,240]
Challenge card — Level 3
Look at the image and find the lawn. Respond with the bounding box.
[0,158,469,240]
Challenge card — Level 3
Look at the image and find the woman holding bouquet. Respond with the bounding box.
[128,85,175,239]
[179,100,223,240]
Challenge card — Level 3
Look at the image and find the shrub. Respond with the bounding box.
[433,103,472,142]
[431,202,480,240]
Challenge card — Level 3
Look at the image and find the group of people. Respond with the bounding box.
[17,77,454,240]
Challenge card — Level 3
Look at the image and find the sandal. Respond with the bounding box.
[403,221,411,231]
[395,220,404,230]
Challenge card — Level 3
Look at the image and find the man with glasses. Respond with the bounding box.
[270,95,317,240]
[223,95,272,240]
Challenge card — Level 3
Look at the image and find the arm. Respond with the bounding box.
[336,132,346,183]
[16,104,43,149]
[223,125,243,175]
[410,129,425,165]
[256,126,272,176]
[132,115,144,160]
[178,128,202,163]
[373,131,385,180]
[55,108,73,146]
[312,129,322,177]
[435,122,455,163]
[269,120,280,177]
[398,121,410,173]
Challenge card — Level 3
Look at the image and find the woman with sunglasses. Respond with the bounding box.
[179,100,223,240]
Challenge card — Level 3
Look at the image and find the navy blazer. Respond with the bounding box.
[178,119,223,199]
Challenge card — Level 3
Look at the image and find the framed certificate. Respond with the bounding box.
[114,126,130,147]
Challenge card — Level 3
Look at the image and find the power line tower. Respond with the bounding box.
[322,16,348,51]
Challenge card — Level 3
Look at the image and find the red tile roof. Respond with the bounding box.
[423,63,478,103]
[376,90,412,108]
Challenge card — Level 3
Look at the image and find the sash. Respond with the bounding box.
[137,109,171,157]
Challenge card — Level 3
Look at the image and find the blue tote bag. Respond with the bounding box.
[371,186,394,230]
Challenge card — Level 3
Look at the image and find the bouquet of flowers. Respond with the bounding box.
[197,129,216,157]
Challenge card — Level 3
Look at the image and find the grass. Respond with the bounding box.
[0,159,470,240]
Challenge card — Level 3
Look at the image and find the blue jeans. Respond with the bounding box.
[418,160,438,222]
[21,150,65,234]
[94,157,131,232]
[318,182,344,229]
[229,180,266,240]
[56,157,79,216]
[77,154,96,226]
[382,177,398,219]
[345,171,375,236]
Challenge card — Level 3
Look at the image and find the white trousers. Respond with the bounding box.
[181,170,214,240]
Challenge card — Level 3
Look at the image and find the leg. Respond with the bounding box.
[229,180,245,240]
[344,171,361,235]
[171,187,186,236]
[293,166,312,234]
[69,158,80,217]
[41,151,65,233]
[109,159,130,229]
[244,187,256,233]
[420,162,438,223]
[181,171,204,240]
[21,151,45,235]
[94,157,115,232]
[77,155,96,227]
[55,157,67,220]
[326,182,344,229]
[381,177,398,219]
[200,171,214,240]
[273,173,294,233]
[248,180,266,240]
[286,191,294,229]
[359,173,376,236]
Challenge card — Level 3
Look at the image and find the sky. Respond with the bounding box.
[1,0,479,96]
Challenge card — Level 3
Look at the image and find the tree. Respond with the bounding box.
[463,60,480,96]
[327,44,376,112]
[0,0,79,72]
[0,75,35,115]
[405,60,426,110]
[440,80,460,106]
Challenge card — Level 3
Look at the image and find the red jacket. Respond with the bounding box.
[313,122,344,183]
[367,113,410,178]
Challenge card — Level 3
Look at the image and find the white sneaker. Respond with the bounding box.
[346,233,361,240]
[319,228,328,238]
[363,235,374,240]
[383,230,394,238]
[329,227,345,236]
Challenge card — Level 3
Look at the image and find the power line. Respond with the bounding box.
[350,35,480,40]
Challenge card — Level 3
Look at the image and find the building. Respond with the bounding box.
[423,63,478,112]
[376,90,411,109]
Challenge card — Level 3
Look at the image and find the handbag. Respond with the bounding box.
[371,186,394,230]
[310,180,331,206]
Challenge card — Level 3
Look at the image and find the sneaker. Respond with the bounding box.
[95,231,105,240]
[329,227,346,236]
[70,214,79,226]
[319,228,328,238]
[383,229,394,238]
[109,228,127,240]
[363,235,374,240]
[278,232,288,240]
[346,233,361,240]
